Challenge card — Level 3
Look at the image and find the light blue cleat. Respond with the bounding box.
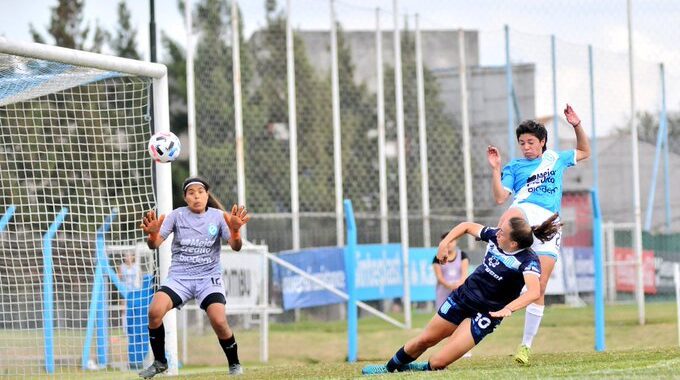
[362,364,389,375]
[404,362,429,371]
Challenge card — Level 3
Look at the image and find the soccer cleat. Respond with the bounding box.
[362,364,389,375]
[229,363,243,375]
[514,344,531,365]
[403,362,429,371]
[138,360,168,379]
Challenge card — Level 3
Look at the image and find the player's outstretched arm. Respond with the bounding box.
[487,145,511,204]
[436,222,483,263]
[224,204,250,251]
[489,273,540,317]
[564,104,591,162]
[140,210,166,249]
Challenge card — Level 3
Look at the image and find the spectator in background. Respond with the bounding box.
[119,252,141,291]
[432,233,469,309]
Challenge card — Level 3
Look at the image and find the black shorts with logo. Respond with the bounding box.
[437,291,503,344]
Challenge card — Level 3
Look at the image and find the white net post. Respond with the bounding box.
[152,64,177,375]
[0,37,172,376]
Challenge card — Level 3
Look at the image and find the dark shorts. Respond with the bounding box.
[437,292,503,344]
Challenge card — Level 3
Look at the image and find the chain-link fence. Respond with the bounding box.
[178,0,680,256]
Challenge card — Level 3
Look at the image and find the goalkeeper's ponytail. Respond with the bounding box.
[207,193,226,212]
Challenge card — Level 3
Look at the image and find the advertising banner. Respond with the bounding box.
[275,247,346,310]
[220,252,264,308]
[275,245,440,309]
[614,248,656,294]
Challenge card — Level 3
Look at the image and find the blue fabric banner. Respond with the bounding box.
[354,244,403,300]
[274,245,439,309]
[353,244,437,301]
[408,247,439,302]
[274,247,346,310]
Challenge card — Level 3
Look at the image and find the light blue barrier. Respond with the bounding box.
[343,200,358,363]
[0,205,16,232]
[592,189,605,351]
[82,210,119,370]
[43,207,68,374]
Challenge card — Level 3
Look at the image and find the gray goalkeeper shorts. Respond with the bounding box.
[159,274,226,310]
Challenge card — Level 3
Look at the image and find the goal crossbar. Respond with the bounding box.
[0,37,166,79]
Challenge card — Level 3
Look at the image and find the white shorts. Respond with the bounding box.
[510,202,561,260]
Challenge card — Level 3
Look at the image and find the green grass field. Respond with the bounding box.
[174,302,680,379]
[9,302,680,379]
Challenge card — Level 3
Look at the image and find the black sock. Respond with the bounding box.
[148,324,167,364]
[385,346,415,372]
[219,335,240,366]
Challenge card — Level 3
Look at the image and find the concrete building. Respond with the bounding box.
[562,134,680,233]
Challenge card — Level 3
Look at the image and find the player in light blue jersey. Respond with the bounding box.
[487,104,590,365]
[138,177,250,378]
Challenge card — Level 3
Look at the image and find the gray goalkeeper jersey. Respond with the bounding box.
[159,207,231,279]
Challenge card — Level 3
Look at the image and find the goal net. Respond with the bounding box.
[0,38,174,376]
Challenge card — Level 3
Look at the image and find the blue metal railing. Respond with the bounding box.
[43,207,69,374]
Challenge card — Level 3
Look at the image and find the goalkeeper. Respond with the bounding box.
[138,176,250,378]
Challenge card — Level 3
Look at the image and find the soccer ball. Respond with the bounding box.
[148,131,181,163]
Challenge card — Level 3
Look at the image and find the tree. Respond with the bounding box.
[191,0,238,206]
[335,23,380,214]
[382,28,461,226]
[160,31,190,207]
[162,33,188,136]
[30,0,108,52]
[635,110,680,155]
[246,0,337,214]
[112,0,141,59]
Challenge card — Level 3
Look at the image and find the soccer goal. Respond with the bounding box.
[0,38,175,376]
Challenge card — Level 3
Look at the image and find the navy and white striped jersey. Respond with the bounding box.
[453,226,541,312]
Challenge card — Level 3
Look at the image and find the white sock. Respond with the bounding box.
[521,303,545,348]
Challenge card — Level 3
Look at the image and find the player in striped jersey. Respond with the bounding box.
[362,214,561,374]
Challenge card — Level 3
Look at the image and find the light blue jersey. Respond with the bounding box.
[501,149,576,213]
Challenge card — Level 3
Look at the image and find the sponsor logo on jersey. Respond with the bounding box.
[488,257,500,268]
[208,223,218,237]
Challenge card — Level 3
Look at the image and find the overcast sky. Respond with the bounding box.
[2,0,679,136]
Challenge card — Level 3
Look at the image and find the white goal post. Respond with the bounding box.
[0,38,175,376]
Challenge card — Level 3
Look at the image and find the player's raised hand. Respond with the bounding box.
[487,145,502,170]
[436,243,449,265]
[225,204,250,232]
[140,210,165,236]
[564,104,581,127]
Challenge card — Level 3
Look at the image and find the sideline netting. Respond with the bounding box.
[0,40,168,376]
